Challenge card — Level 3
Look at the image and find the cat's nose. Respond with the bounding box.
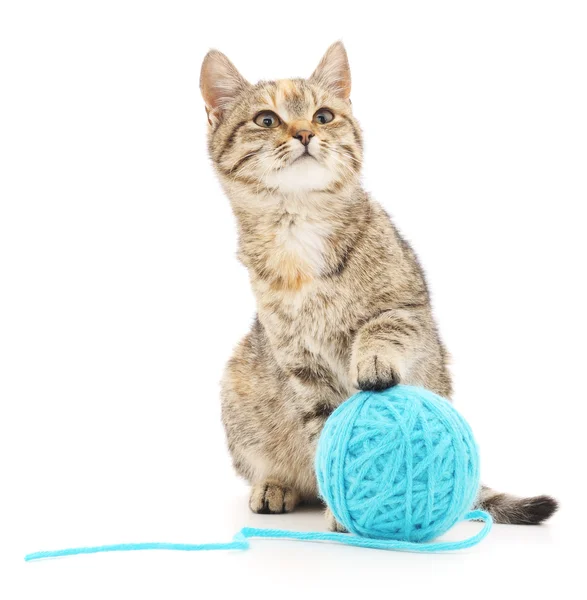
[294,130,314,146]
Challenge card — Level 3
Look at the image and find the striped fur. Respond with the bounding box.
[200,42,558,526]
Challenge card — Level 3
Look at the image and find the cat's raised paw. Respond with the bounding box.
[249,481,300,514]
[354,352,401,391]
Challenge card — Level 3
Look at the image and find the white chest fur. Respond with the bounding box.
[273,215,332,276]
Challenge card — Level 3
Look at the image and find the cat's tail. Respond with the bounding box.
[476,485,558,524]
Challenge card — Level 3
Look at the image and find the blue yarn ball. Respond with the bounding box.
[315,385,481,543]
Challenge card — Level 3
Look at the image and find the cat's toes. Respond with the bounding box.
[249,481,300,514]
[325,506,348,532]
[355,353,400,391]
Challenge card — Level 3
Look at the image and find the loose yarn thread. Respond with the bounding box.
[25,512,491,561]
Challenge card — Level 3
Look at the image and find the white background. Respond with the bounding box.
[2,1,586,598]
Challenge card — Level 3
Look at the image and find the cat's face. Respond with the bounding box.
[200,42,362,195]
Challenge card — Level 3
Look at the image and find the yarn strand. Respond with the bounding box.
[25,510,491,561]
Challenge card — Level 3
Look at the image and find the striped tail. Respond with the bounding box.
[476,485,558,524]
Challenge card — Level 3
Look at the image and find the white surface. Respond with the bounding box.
[1,1,586,598]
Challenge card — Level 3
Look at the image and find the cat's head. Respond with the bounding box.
[200,42,362,195]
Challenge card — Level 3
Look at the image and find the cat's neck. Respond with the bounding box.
[227,184,370,292]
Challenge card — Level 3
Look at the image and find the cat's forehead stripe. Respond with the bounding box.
[271,80,315,122]
[277,79,297,99]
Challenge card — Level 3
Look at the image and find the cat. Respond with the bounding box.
[200,41,557,528]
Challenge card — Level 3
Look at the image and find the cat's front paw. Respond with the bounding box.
[352,350,402,391]
[249,481,300,514]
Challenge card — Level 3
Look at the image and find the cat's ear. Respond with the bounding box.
[309,41,351,101]
[200,50,250,127]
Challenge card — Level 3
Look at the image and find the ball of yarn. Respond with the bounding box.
[315,385,480,543]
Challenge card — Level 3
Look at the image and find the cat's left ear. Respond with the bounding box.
[200,50,251,128]
[309,41,351,101]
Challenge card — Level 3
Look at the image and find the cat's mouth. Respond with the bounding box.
[291,149,317,164]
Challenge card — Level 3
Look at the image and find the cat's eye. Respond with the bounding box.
[313,108,334,125]
[254,111,281,128]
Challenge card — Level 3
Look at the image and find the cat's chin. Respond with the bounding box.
[264,158,336,194]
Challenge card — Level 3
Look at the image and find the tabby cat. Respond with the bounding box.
[200,42,557,528]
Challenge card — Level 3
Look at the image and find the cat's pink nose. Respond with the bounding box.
[294,130,314,146]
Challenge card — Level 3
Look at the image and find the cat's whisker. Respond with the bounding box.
[322,143,361,166]
[323,151,356,180]
[256,153,284,195]
[228,149,268,174]
[231,155,267,178]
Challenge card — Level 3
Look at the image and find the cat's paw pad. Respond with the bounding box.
[249,482,300,514]
[354,353,400,391]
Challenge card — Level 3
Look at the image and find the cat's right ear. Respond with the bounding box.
[309,41,351,101]
[200,50,250,128]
